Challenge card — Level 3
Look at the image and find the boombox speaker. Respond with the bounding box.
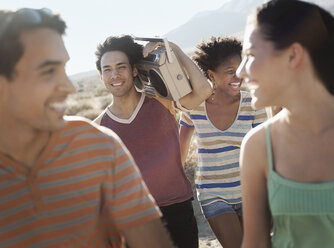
[134,37,192,101]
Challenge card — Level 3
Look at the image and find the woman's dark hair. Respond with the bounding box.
[254,0,334,94]
[192,36,242,79]
[95,35,143,72]
[0,8,66,80]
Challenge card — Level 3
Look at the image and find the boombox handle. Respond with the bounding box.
[134,37,173,63]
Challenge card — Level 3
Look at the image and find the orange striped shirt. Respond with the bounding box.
[0,116,161,248]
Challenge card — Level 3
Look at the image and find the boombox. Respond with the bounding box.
[134,37,192,101]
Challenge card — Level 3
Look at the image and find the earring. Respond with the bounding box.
[210,82,216,101]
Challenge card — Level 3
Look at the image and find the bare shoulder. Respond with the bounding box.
[240,120,270,176]
[242,121,267,158]
[241,113,281,174]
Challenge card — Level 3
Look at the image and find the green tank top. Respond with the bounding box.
[265,124,334,248]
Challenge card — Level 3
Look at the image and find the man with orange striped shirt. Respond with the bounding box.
[0,8,173,248]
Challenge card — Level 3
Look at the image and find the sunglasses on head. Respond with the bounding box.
[0,8,52,37]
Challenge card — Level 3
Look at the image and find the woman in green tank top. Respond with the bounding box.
[235,0,334,247]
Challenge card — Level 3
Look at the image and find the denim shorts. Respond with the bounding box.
[201,200,242,219]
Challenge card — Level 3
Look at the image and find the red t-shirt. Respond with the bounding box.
[100,94,193,206]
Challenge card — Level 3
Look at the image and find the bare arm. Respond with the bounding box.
[179,125,195,165]
[143,41,212,110]
[168,42,212,109]
[240,127,271,248]
[122,219,175,248]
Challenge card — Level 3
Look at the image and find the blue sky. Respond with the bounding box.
[1,0,228,75]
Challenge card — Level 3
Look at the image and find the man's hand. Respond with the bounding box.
[142,41,164,58]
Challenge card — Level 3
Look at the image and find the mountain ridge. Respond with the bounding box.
[164,0,334,50]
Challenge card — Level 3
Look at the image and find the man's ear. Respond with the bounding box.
[132,66,138,77]
[99,71,103,80]
[207,69,215,82]
[288,43,304,69]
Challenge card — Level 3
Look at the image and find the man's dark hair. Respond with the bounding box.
[0,8,66,80]
[254,0,334,95]
[95,35,143,72]
[193,36,242,79]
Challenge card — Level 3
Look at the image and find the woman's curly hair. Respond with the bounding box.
[193,36,242,79]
